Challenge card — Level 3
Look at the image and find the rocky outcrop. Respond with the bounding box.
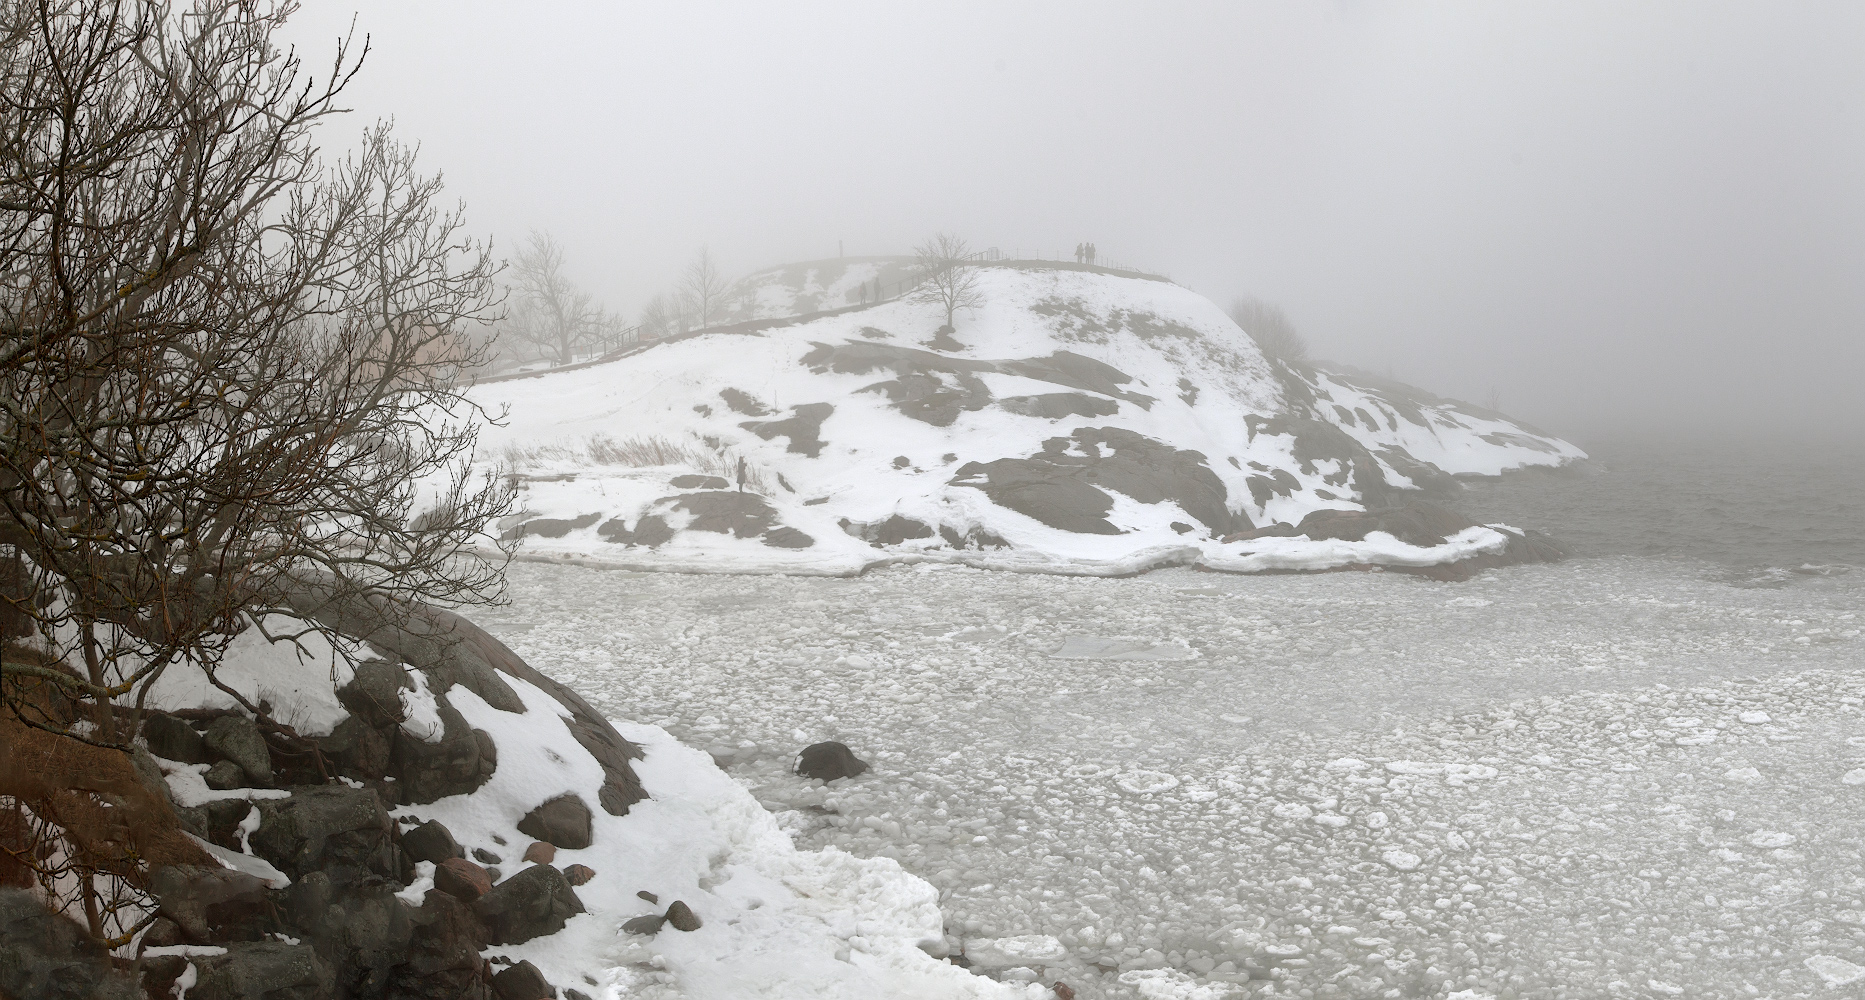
[189,940,336,1000]
[0,889,137,1000]
[517,795,593,851]
[250,784,400,885]
[475,864,585,945]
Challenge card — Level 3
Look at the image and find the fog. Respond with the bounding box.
[283,2,1865,441]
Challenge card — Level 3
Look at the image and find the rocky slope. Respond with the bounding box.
[464,262,1581,577]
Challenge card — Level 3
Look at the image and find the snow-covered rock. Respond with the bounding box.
[457,262,1581,577]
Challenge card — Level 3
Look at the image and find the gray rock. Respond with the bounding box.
[280,877,417,998]
[664,900,701,932]
[473,847,502,864]
[319,714,392,781]
[204,714,274,785]
[0,889,138,1000]
[401,819,464,864]
[739,401,834,456]
[389,700,496,804]
[620,914,664,936]
[336,659,411,729]
[204,760,246,790]
[387,890,491,1000]
[141,712,211,764]
[997,392,1119,420]
[796,741,869,782]
[491,960,557,1000]
[146,865,272,945]
[474,864,585,945]
[669,491,776,537]
[669,474,729,489]
[763,526,816,548]
[516,794,592,850]
[249,784,398,886]
[189,940,334,1000]
[505,513,601,540]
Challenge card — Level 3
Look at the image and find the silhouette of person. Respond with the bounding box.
[736,456,748,493]
[1087,243,1097,266]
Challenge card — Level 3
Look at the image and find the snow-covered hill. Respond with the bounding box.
[456,263,1582,576]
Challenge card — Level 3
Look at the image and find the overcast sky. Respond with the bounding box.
[281,2,1865,441]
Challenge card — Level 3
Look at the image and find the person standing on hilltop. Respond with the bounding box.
[1087,243,1097,266]
[1074,243,1084,263]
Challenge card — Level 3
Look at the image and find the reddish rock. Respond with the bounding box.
[522,841,555,865]
[1052,982,1076,1000]
[561,864,595,886]
[434,857,491,901]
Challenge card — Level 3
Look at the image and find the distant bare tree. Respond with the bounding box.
[1228,297,1309,361]
[912,232,985,330]
[507,231,601,366]
[680,247,730,329]
[638,293,680,339]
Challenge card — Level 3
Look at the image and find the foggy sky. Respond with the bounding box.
[281,2,1865,442]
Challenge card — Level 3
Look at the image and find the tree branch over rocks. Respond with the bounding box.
[0,0,514,744]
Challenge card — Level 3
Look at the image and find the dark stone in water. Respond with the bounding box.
[796,741,870,782]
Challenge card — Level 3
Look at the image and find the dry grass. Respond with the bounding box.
[493,433,776,493]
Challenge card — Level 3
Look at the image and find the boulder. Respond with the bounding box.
[319,715,393,781]
[280,875,417,999]
[336,659,412,729]
[664,900,701,932]
[400,820,464,864]
[522,842,555,865]
[796,741,870,782]
[189,940,334,1000]
[491,960,557,1000]
[0,889,137,1000]
[386,890,491,1000]
[669,474,728,490]
[204,760,246,790]
[561,864,595,887]
[203,714,274,785]
[516,794,592,850]
[147,865,273,943]
[249,784,398,886]
[474,864,584,945]
[434,858,492,902]
[141,712,212,764]
[389,701,497,804]
[473,847,502,865]
[620,914,664,936]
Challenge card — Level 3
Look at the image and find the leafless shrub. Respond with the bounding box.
[912,233,985,330]
[498,434,775,492]
[1228,297,1310,361]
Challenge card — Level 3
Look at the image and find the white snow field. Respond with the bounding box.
[451,264,1583,577]
[485,558,1865,1000]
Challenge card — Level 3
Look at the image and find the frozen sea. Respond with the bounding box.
[486,433,1865,999]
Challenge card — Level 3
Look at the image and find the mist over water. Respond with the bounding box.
[1457,432,1865,584]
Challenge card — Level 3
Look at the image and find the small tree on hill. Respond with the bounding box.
[912,232,985,330]
[1228,297,1309,361]
[680,247,730,329]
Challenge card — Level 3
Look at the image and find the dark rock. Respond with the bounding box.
[401,820,464,864]
[249,784,398,886]
[435,858,492,902]
[664,900,701,932]
[475,865,585,945]
[595,516,633,544]
[763,526,816,549]
[389,700,497,804]
[204,760,247,790]
[670,491,777,537]
[147,865,273,943]
[669,474,729,490]
[142,712,212,764]
[337,659,412,729]
[319,715,393,781]
[927,325,964,352]
[1170,521,1194,534]
[796,742,869,782]
[739,401,834,457]
[620,914,664,936]
[386,890,489,1000]
[997,393,1119,420]
[491,834,507,846]
[631,515,674,547]
[141,916,185,948]
[140,954,190,998]
[517,794,592,850]
[636,890,658,904]
[204,714,274,785]
[491,960,556,1000]
[474,847,503,865]
[281,877,416,999]
[189,941,335,1000]
[953,426,1243,537]
[718,387,770,416]
[565,991,593,1000]
[852,515,934,546]
[522,842,555,865]
[0,888,138,1000]
[486,867,502,884]
[505,513,601,540]
[892,455,911,468]
[1053,982,1077,1000]
[561,864,595,887]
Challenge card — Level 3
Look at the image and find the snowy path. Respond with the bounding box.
[488,559,1864,999]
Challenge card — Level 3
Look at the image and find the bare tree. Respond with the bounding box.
[1228,297,1309,361]
[638,293,680,339]
[680,247,730,329]
[506,231,601,366]
[912,232,985,330]
[0,0,511,784]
